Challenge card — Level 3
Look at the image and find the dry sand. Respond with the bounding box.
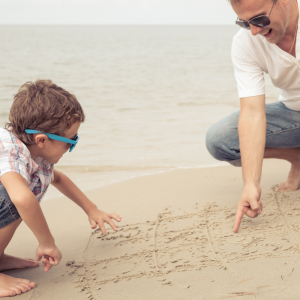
[3,159,300,299]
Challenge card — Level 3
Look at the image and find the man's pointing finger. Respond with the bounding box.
[233,208,245,233]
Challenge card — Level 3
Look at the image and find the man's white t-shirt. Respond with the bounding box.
[232,21,300,111]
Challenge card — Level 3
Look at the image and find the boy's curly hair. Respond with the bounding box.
[6,80,85,145]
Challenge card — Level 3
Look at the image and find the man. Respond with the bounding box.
[206,0,300,233]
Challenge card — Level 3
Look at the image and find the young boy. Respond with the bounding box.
[0,80,121,297]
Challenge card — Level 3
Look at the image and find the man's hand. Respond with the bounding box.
[88,209,122,234]
[233,184,263,233]
[36,244,62,272]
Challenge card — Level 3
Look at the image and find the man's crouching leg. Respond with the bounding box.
[206,110,241,166]
[206,102,300,192]
[265,147,300,192]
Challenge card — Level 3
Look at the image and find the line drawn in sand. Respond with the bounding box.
[66,189,300,299]
[204,204,238,274]
[272,187,300,281]
[272,186,300,245]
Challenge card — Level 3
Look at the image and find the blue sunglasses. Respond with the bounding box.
[25,129,79,152]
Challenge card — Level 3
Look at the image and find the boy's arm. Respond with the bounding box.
[51,169,121,234]
[0,172,62,271]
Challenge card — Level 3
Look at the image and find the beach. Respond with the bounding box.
[4,158,300,300]
[0,25,297,299]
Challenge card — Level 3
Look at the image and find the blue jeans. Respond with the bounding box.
[206,102,300,167]
[0,183,21,229]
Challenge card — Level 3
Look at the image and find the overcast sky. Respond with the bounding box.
[0,0,236,25]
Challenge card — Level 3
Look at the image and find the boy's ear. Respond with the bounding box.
[35,134,48,149]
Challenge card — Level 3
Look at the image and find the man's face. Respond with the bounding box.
[232,0,289,44]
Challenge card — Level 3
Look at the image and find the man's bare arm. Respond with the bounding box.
[233,94,266,232]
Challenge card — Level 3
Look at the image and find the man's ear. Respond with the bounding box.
[35,134,48,149]
[281,0,290,7]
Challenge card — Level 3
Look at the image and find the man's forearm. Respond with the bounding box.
[233,96,266,232]
[238,108,266,186]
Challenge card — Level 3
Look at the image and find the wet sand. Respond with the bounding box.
[4,159,300,299]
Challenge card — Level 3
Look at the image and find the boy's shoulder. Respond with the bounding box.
[0,128,54,183]
[0,127,30,158]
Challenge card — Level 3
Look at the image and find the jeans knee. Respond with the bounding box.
[206,124,225,161]
[205,118,240,162]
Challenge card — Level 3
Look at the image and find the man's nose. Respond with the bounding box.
[250,24,263,36]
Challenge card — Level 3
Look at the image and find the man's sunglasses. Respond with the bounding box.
[25,129,79,152]
[235,0,276,30]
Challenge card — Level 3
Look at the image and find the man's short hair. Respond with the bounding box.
[6,80,85,144]
[228,0,277,5]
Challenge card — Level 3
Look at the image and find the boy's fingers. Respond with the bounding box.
[106,218,117,231]
[41,255,55,268]
[112,214,122,222]
[43,257,50,263]
[99,223,107,235]
[43,258,58,271]
[35,255,41,262]
[44,264,52,272]
[44,263,51,272]
[107,213,122,221]
[49,256,57,265]
[90,219,97,229]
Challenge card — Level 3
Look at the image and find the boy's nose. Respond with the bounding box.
[250,24,263,36]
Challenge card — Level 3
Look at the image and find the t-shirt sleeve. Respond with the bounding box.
[0,147,30,183]
[231,36,265,99]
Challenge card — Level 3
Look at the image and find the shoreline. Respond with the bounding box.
[45,161,229,201]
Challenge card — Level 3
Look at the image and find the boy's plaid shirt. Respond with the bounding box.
[0,128,54,202]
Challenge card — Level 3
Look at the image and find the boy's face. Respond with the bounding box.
[39,122,81,164]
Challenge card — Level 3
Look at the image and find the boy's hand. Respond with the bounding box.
[88,209,122,234]
[35,244,62,272]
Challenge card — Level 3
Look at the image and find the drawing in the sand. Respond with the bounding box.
[66,188,300,299]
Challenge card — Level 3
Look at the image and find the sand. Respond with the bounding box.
[3,159,300,299]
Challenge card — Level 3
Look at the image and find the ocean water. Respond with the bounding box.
[0,25,278,199]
